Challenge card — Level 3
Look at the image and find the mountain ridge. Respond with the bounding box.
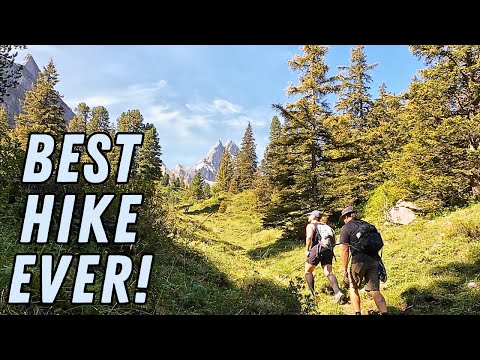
[1,54,75,126]
[169,139,239,184]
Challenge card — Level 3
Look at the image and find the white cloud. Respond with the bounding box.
[64,95,119,108]
[147,105,180,122]
[145,105,212,140]
[65,80,168,110]
[127,80,167,95]
[185,98,241,114]
[83,96,119,107]
[213,99,241,114]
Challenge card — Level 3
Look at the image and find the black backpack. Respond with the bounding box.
[349,220,384,255]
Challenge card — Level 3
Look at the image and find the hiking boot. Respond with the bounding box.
[333,291,344,304]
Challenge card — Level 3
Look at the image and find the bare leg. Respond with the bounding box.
[323,264,340,294]
[370,291,387,313]
[350,286,361,313]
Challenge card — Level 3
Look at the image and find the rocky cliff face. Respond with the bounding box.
[1,54,74,126]
[169,139,239,184]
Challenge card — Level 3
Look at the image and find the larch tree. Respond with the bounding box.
[254,116,282,212]
[87,105,110,134]
[324,45,378,207]
[215,148,233,192]
[135,123,162,181]
[387,45,480,209]
[265,45,336,236]
[236,122,258,192]
[189,171,204,200]
[67,102,90,132]
[14,59,66,150]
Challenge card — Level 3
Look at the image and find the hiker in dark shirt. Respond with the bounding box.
[339,206,387,315]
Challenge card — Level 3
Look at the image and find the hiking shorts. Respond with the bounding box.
[306,249,334,267]
[349,260,380,291]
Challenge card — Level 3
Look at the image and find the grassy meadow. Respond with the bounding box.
[1,190,479,315]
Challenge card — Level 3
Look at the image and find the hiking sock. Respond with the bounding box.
[305,273,315,295]
[327,273,340,294]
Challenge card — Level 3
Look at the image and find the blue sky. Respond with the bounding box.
[17,45,424,169]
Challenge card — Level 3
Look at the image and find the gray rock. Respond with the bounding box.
[395,199,423,211]
[1,54,74,126]
[386,199,424,225]
[388,206,416,225]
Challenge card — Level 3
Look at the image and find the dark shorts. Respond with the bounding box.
[306,249,334,267]
[349,260,380,291]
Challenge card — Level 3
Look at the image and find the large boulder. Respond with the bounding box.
[387,199,423,225]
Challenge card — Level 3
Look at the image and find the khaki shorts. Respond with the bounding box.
[349,260,380,292]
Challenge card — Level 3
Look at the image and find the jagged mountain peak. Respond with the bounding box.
[2,54,74,126]
[169,139,240,184]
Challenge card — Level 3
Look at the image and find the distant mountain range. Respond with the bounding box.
[2,54,239,185]
[1,54,74,126]
[162,140,239,184]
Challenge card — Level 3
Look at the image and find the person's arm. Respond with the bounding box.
[339,227,350,273]
[341,244,350,272]
[305,224,314,256]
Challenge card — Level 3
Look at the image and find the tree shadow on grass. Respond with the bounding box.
[0,230,301,315]
[401,259,480,315]
[246,237,304,261]
[187,203,220,215]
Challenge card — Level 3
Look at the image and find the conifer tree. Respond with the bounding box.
[135,123,162,181]
[254,116,282,211]
[387,45,480,208]
[215,148,233,192]
[323,45,378,207]
[265,46,336,235]
[236,122,258,192]
[173,175,182,189]
[67,102,90,132]
[0,45,26,101]
[14,59,66,149]
[87,106,110,134]
[189,171,204,200]
[335,45,377,125]
[117,109,144,132]
[162,173,170,187]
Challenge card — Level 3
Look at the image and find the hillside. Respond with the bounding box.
[170,193,480,314]
[1,190,478,314]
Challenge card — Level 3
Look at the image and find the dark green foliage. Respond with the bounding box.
[324,45,379,208]
[134,123,162,181]
[0,45,26,101]
[215,148,233,192]
[14,60,66,149]
[387,45,480,210]
[235,122,257,192]
[161,173,170,187]
[87,106,110,134]
[263,46,336,236]
[190,171,205,200]
[67,102,90,132]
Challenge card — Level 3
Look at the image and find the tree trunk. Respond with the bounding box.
[471,173,480,198]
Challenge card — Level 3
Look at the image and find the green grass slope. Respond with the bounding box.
[177,192,480,315]
[1,190,478,314]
